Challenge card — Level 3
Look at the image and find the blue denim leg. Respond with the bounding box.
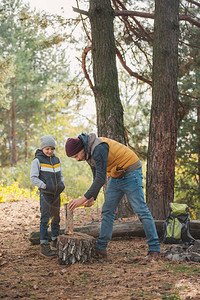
[40,192,50,244]
[40,192,60,244]
[96,168,160,252]
[51,195,60,240]
[121,168,160,252]
[96,178,124,251]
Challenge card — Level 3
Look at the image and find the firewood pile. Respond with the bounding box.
[162,240,200,262]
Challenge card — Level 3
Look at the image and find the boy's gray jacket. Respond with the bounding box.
[30,149,65,195]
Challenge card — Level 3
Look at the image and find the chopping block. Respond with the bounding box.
[57,204,96,265]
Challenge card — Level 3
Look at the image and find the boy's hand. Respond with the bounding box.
[68,196,87,211]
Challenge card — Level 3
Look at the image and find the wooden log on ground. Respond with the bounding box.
[29,220,200,245]
[57,204,96,265]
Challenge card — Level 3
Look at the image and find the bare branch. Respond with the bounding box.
[179,14,200,28]
[187,0,200,8]
[115,10,154,19]
[75,0,91,42]
[113,0,153,43]
[73,5,200,28]
[114,10,200,28]
[116,48,152,86]
[124,127,147,159]
[81,46,95,92]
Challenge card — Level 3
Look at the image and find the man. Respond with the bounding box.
[65,132,160,259]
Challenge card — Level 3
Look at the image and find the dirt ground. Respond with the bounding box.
[0,198,200,300]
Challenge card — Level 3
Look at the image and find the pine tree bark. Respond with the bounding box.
[146,0,179,219]
[89,0,125,142]
[57,204,96,265]
[89,0,133,218]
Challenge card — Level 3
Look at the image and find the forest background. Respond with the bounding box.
[0,0,199,219]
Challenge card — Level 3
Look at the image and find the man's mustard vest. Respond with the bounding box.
[86,134,139,178]
[100,137,139,177]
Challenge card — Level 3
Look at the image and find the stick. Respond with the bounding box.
[64,204,74,234]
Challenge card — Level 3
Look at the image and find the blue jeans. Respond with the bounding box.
[40,192,60,244]
[96,168,160,252]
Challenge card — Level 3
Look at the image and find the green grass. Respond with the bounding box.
[164,264,199,275]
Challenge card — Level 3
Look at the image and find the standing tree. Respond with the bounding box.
[88,0,135,217]
[89,0,125,143]
[146,0,179,219]
[68,0,200,218]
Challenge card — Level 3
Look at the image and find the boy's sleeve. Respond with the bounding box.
[84,143,108,200]
[30,158,46,189]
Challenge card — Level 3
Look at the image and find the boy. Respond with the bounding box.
[30,135,65,257]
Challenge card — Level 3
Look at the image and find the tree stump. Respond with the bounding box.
[57,204,96,265]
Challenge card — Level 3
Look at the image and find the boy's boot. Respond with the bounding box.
[40,243,57,258]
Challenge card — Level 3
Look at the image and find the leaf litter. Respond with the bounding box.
[0,198,200,299]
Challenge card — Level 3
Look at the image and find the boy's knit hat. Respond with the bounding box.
[65,137,84,157]
[40,135,56,149]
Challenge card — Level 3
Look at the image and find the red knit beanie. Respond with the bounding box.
[65,138,84,157]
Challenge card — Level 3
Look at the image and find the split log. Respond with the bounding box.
[64,204,74,234]
[29,220,200,245]
[57,204,96,265]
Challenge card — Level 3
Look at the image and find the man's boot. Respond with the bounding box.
[40,243,57,258]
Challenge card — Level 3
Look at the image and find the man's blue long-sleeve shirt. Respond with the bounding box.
[84,143,109,200]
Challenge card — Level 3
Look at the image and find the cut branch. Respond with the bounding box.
[73,7,89,16]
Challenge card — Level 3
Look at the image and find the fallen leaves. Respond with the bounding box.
[0,198,200,299]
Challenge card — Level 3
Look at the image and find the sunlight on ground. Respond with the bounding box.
[175,279,200,299]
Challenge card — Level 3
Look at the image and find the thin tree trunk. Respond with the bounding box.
[146,0,179,219]
[11,98,17,166]
[25,118,29,161]
[197,105,200,185]
[7,110,12,165]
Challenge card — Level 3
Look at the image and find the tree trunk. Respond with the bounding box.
[197,105,200,186]
[57,233,96,265]
[7,110,12,164]
[11,98,17,166]
[57,203,96,265]
[25,118,29,162]
[11,79,17,166]
[89,0,133,218]
[89,0,125,143]
[146,0,179,219]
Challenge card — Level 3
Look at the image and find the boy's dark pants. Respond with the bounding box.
[40,191,60,244]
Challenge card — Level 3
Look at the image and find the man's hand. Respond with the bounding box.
[68,196,87,211]
[84,197,94,207]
